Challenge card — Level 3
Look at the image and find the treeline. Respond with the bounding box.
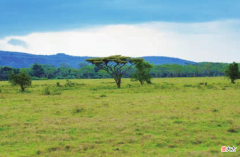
[0,62,236,81]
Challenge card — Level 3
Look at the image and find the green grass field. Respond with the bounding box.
[0,77,240,157]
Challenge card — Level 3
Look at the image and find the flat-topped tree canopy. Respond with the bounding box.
[86,55,142,64]
[86,55,143,88]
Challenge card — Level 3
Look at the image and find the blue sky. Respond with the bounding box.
[0,0,240,62]
[1,0,239,37]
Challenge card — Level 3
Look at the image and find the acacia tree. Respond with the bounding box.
[9,71,32,92]
[225,62,240,83]
[131,61,153,85]
[86,55,143,88]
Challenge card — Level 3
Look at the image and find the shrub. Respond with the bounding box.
[100,94,107,97]
[65,80,75,87]
[52,88,61,95]
[227,127,238,133]
[212,109,218,112]
[183,84,192,87]
[56,82,61,87]
[127,84,132,87]
[42,87,61,95]
[42,86,51,95]
[72,107,85,114]
[199,82,207,86]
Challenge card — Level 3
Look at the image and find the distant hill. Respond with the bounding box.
[142,56,195,65]
[0,51,196,68]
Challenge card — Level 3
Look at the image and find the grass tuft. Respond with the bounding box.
[100,94,107,97]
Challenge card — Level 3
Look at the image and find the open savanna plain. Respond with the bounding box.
[0,77,240,157]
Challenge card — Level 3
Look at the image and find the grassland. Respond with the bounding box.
[0,77,240,157]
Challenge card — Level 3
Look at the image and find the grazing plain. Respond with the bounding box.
[0,77,240,157]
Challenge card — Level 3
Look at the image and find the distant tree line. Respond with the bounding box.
[0,62,238,81]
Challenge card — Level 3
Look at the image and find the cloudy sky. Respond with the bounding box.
[0,0,240,62]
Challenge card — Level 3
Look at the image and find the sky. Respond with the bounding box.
[0,0,240,62]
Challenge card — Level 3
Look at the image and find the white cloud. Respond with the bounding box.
[0,20,240,62]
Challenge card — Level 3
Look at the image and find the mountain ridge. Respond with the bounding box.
[0,50,196,68]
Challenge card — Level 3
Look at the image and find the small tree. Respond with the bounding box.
[86,55,143,88]
[225,62,240,83]
[9,71,32,92]
[131,61,153,85]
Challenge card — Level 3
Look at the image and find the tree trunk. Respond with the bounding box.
[117,82,121,88]
[115,78,121,88]
[231,79,235,84]
[20,85,24,92]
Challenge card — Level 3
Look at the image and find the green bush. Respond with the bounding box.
[52,88,61,95]
[212,109,218,112]
[42,86,51,95]
[100,94,107,97]
[72,107,85,114]
[42,86,61,95]
[183,84,192,87]
[56,82,61,87]
[65,80,75,87]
